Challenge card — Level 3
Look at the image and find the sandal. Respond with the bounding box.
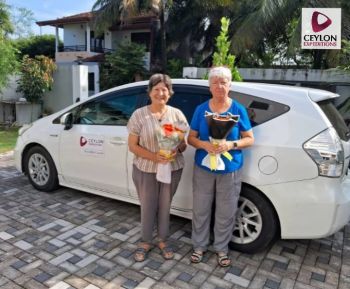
[158,241,174,260]
[190,250,204,263]
[217,253,231,267]
[134,243,152,262]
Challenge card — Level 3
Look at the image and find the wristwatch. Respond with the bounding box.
[232,141,238,150]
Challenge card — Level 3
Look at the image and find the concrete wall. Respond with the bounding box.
[183,67,350,103]
[72,65,88,103]
[43,63,90,114]
[43,63,74,114]
[0,76,23,101]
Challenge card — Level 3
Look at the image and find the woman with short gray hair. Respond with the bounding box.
[188,66,254,267]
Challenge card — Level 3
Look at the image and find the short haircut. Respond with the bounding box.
[208,66,232,84]
[147,73,174,96]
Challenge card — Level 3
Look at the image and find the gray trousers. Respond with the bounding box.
[192,165,242,253]
[132,165,183,242]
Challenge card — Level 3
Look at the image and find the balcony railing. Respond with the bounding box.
[59,45,115,53]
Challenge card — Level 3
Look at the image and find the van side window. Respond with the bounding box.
[168,85,211,121]
[232,92,290,127]
[75,88,145,126]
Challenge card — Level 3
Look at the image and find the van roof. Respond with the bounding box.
[96,79,339,104]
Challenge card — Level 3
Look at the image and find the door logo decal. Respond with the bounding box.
[80,136,88,147]
[79,135,105,157]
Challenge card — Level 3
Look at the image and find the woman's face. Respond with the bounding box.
[149,82,171,105]
[209,76,231,100]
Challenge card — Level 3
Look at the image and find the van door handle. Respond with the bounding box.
[110,137,126,145]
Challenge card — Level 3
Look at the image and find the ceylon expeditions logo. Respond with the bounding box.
[302,8,341,49]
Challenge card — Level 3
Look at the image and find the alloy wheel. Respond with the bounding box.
[28,153,50,186]
[232,196,263,244]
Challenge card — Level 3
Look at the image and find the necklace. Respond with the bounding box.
[149,105,168,121]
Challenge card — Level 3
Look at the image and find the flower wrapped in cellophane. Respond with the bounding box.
[155,120,188,183]
[201,111,240,171]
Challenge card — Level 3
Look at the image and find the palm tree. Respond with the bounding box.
[92,0,171,72]
[231,0,350,69]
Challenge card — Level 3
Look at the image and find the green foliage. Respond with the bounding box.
[0,1,18,91]
[166,58,186,78]
[17,55,56,103]
[0,1,14,36]
[0,38,18,90]
[337,40,350,71]
[212,17,242,81]
[100,42,147,90]
[12,35,58,59]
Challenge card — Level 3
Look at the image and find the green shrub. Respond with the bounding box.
[100,42,147,90]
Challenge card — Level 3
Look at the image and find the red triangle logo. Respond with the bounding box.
[80,136,87,147]
[311,11,332,32]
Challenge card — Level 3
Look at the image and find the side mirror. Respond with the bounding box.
[60,112,73,130]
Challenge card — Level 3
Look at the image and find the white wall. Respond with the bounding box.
[0,76,23,101]
[43,64,74,113]
[72,65,88,102]
[63,24,86,47]
[104,30,112,50]
[111,29,150,49]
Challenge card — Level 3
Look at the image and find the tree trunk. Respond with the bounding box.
[160,1,167,72]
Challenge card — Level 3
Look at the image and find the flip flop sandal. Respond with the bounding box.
[134,246,151,262]
[217,253,231,267]
[158,242,174,260]
[190,251,204,263]
[160,245,174,260]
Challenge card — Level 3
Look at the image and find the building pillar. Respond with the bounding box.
[55,26,59,52]
[86,24,91,52]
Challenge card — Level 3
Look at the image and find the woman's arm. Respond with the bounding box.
[187,129,218,154]
[236,130,254,149]
[128,134,169,163]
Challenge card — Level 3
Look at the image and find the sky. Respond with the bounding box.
[6,0,97,36]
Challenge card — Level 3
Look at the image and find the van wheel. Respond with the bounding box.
[229,186,278,253]
[24,146,59,192]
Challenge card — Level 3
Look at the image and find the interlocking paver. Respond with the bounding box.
[1,155,350,289]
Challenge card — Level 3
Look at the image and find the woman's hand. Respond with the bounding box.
[202,141,219,154]
[154,151,173,164]
[175,140,187,154]
[214,140,232,154]
[202,140,232,154]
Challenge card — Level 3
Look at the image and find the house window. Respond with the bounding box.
[90,31,105,52]
[131,32,150,52]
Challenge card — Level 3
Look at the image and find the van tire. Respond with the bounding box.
[229,186,278,253]
[24,146,59,192]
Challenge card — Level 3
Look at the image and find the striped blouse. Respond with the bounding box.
[127,105,189,173]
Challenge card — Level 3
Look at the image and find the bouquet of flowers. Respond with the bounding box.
[201,111,240,171]
[155,120,188,183]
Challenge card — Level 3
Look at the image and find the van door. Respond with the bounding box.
[60,87,145,196]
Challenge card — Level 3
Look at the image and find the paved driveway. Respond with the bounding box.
[0,152,350,289]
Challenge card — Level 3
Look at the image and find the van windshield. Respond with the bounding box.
[317,99,350,141]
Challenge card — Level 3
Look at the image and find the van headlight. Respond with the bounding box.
[303,127,344,177]
[18,124,33,136]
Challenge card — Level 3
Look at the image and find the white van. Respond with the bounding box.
[14,79,350,252]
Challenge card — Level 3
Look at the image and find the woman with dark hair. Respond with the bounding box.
[127,74,188,262]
